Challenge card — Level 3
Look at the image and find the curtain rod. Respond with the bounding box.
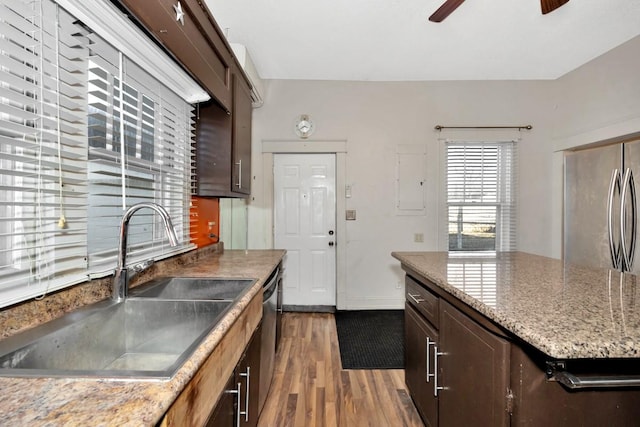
[434,125,532,131]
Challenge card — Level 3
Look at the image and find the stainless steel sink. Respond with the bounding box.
[0,298,232,379]
[130,277,256,301]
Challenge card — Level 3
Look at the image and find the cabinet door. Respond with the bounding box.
[231,74,252,195]
[405,303,439,427]
[117,0,233,109]
[439,300,510,427]
[236,323,262,427]
[195,101,232,196]
[206,373,237,427]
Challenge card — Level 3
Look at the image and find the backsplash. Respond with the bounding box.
[0,243,223,340]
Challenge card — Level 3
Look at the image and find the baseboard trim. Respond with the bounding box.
[283,305,336,313]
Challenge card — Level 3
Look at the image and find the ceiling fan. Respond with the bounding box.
[428,0,570,22]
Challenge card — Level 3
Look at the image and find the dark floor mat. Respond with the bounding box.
[335,310,404,369]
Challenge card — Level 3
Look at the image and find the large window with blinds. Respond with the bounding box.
[446,141,517,252]
[0,0,204,307]
[84,35,195,275]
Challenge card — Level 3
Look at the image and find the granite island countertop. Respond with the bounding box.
[392,251,640,360]
[0,249,285,427]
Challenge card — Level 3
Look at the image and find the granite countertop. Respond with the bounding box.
[0,249,285,427]
[392,251,640,360]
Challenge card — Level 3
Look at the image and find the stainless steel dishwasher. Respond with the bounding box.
[258,267,278,413]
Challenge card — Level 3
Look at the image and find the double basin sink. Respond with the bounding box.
[0,277,256,380]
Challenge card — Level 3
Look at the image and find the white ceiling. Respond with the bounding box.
[204,0,640,81]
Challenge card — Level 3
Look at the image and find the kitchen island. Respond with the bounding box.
[0,248,285,426]
[393,251,640,427]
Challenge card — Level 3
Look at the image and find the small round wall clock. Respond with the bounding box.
[294,114,315,139]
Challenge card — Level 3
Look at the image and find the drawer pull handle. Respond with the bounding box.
[408,293,425,304]
[426,337,434,383]
[240,366,250,422]
[433,346,445,397]
[225,382,242,427]
[236,159,242,188]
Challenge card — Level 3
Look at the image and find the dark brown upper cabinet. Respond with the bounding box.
[231,74,253,196]
[116,0,255,197]
[195,101,233,196]
[117,0,234,110]
[195,74,252,198]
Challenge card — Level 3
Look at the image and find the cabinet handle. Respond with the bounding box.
[408,293,425,304]
[239,366,250,422]
[225,382,242,427]
[433,346,445,397]
[426,337,435,383]
[235,159,242,188]
[554,371,640,389]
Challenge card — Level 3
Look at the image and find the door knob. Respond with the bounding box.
[329,241,334,247]
[328,230,334,235]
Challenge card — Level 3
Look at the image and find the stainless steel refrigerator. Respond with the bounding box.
[564,139,640,274]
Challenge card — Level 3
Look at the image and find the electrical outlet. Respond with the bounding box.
[414,233,424,243]
[396,280,402,289]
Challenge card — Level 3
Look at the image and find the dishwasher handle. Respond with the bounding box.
[263,267,279,301]
[552,371,640,389]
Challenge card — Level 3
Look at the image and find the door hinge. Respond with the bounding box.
[506,388,514,415]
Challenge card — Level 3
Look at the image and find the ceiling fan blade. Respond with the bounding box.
[428,0,466,22]
[541,0,569,14]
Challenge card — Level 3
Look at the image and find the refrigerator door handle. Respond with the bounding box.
[608,169,622,269]
[620,168,637,272]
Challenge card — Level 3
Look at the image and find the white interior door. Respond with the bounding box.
[274,154,336,307]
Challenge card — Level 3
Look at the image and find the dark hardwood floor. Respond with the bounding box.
[258,312,424,427]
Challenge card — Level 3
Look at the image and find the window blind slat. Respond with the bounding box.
[446,142,517,252]
[0,19,38,50]
[2,0,35,21]
[0,0,88,306]
[0,0,198,308]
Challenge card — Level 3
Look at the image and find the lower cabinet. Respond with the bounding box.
[405,303,438,426]
[206,374,236,426]
[404,276,510,427]
[207,322,262,427]
[404,271,640,427]
[438,300,510,427]
[160,293,262,427]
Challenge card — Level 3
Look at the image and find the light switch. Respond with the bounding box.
[346,210,356,220]
[345,185,352,198]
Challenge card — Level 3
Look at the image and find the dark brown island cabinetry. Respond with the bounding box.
[403,270,640,427]
[405,275,510,427]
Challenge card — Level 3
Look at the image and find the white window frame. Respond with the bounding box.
[439,138,518,253]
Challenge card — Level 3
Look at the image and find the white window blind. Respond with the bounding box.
[84,32,195,276]
[446,141,517,252]
[0,0,200,307]
[0,0,88,306]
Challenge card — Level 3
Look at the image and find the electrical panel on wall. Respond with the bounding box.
[396,144,427,216]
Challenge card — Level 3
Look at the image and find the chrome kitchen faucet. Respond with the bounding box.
[112,202,179,302]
